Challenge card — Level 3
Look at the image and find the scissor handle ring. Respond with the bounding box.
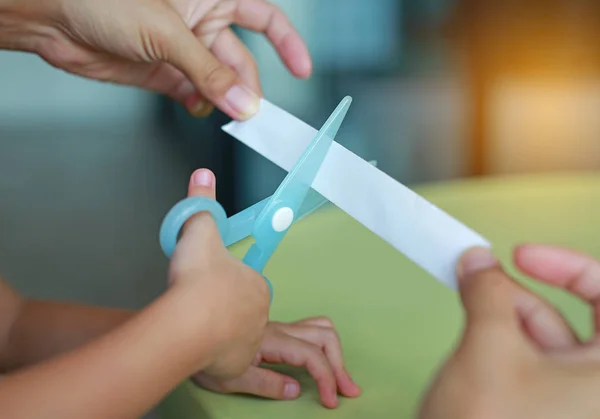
[159,197,230,258]
[159,197,274,302]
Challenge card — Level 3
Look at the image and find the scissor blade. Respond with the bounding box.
[241,96,353,272]
[272,96,352,200]
[252,96,352,242]
[223,162,379,247]
[223,197,269,247]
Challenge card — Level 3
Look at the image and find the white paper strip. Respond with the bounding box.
[223,99,490,289]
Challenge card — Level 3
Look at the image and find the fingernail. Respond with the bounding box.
[192,169,214,188]
[458,247,498,278]
[284,382,299,399]
[189,100,215,118]
[225,85,260,120]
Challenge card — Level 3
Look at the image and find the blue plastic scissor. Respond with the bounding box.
[158,96,353,302]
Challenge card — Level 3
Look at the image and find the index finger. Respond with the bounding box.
[260,334,338,408]
[279,324,361,398]
[234,0,312,78]
[515,244,600,333]
[460,247,578,352]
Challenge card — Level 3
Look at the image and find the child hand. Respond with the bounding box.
[192,317,362,409]
[5,0,310,120]
[168,168,271,378]
[418,245,600,419]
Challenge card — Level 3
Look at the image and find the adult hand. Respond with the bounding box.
[5,0,311,119]
[169,168,271,378]
[418,245,600,419]
[193,317,362,409]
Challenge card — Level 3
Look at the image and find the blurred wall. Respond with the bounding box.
[447,0,600,175]
[0,51,169,419]
[0,51,155,127]
[489,78,600,173]
[0,50,180,312]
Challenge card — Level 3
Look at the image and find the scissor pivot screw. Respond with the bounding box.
[272,207,294,232]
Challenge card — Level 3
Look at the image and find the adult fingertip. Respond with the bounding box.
[457,246,499,282]
[225,84,260,120]
[299,56,313,78]
[290,54,312,79]
[282,35,313,79]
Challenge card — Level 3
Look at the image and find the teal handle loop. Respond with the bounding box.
[159,196,274,302]
[159,197,229,258]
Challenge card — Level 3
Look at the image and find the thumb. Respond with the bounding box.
[456,247,520,335]
[165,27,260,121]
[177,169,221,250]
[213,366,301,400]
[187,168,216,200]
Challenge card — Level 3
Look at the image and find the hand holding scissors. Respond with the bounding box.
[159,96,353,300]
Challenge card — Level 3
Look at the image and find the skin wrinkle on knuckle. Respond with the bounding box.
[139,25,166,61]
[144,10,189,62]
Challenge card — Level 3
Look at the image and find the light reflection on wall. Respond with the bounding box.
[489,78,600,174]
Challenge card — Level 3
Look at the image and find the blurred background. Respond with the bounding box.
[1,0,600,350]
